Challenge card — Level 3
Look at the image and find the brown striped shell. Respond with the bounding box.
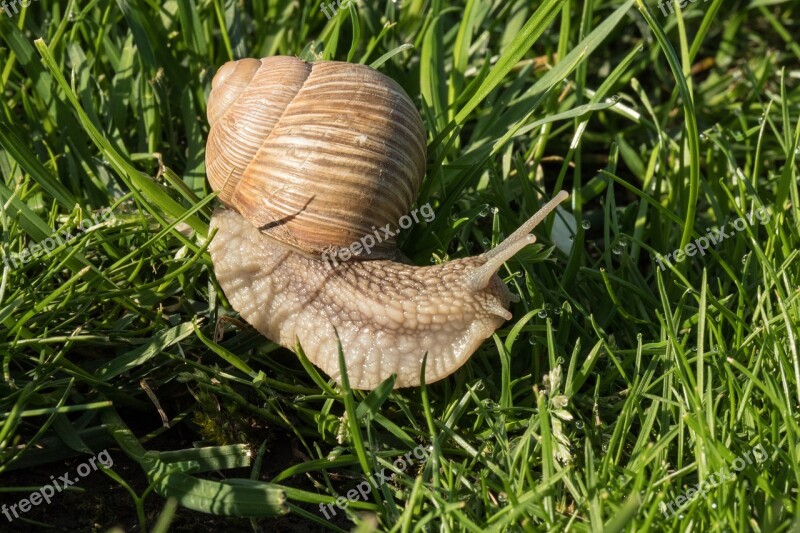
[205,56,427,258]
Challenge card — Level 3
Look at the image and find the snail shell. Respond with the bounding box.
[206,55,569,389]
[206,55,426,258]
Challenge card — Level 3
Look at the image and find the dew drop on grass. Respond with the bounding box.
[480,206,490,217]
[711,503,717,509]
[638,44,645,52]
[575,420,584,429]
[553,307,561,316]
[529,337,536,345]
[582,220,591,230]
[612,244,623,255]
[538,309,548,318]
[700,133,707,141]
[619,237,628,247]
[557,356,565,364]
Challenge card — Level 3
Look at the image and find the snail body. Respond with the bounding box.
[206,56,568,389]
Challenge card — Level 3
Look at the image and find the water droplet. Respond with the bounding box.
[475,381,485,391]
[606,94,621,104]
[514,271,524,278]
[602,443,609,451]
[479,207,490,217]
[612,244,623,255]
[538,309,548,318]
[711,503,717,509]
[742,254,749,263]
[618,237,628,247]
[482,238,490,245]
[758,115,765,124]
[700,133,707,141]
[575,420,584,429]
[529,337,536,345]
[581,220,591,230]
[430,257,436,263]
[679,514,684,519]
[491,207,499,215]
[638,44,645,52]
[553,307,561,316]
[568,235,574,241]
[557,356,565,364]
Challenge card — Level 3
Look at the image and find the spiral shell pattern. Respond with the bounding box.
[206,56,427,257]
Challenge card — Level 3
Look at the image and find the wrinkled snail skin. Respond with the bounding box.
[206,54,569,390]
[210,209,515,389]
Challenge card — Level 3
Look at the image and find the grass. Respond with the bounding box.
[0,0,799,531]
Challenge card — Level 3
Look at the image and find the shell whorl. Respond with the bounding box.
[205,56,427,257]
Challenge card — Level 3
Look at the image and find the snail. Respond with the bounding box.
[206,55,569,390]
